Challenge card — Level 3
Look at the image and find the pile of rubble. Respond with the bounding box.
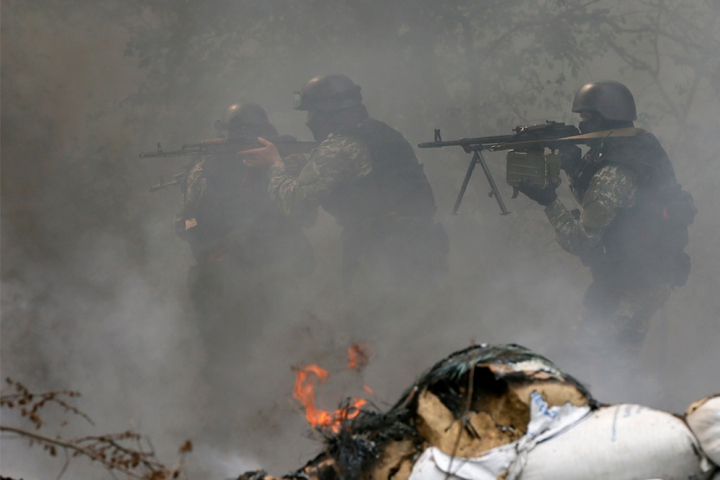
[239,344,719,480]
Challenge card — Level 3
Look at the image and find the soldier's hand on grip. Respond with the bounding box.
[282,153,308,177]
[239,137,283,168]
[559,145,582,175]
[516,180,558,206]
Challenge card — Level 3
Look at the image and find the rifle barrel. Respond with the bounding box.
[418,134,516,149]
[139,137,316,158]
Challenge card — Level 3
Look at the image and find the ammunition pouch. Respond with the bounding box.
[506,150,561,197]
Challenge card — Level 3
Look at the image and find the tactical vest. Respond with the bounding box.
[572,133,695,287]
[320,118,437,229]
[183,155,313,273]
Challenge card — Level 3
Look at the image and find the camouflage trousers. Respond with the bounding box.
[580,280,673,355]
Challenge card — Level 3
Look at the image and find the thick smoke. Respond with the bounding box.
[2,2,719,479]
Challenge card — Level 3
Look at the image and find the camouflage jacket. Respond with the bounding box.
[544,163,637,258]
[177,158,207,228]
[547,131,692,287]
[268,133,373,223]
[177,155,313,270]
[268,118,437,227]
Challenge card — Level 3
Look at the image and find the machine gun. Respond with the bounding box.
[418,121,580,215]
[419,121,645,215]
[139,134,316,159]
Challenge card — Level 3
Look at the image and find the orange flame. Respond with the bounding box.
[293,364,368,432]
[348,343,371,370]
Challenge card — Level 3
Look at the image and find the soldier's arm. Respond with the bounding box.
[175,159,207,239]
[544,164,637,257]
[268,136,372,221]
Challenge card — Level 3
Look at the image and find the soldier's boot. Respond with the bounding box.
[613,314,650,358]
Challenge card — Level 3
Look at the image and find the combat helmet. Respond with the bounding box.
[214,102,278,137]
[293,74,363,112]
[572,81,637,121]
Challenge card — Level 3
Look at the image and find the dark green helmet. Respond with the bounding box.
[214,103,277,134]
[572,81,637,121]
[293,74,363,112]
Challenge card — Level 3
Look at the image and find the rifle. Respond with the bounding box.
[139,134,316,159]
[148,172,185,192]
[419,121,645,215]
[418,121,580,215]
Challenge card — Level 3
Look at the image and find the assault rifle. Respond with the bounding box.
[139,134,316,159]
[148,172,185,192]
[418,121,579,215]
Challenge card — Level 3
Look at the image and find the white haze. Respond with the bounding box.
[2,2,719,479]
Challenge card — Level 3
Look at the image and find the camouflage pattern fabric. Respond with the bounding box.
[268,129,446,290]
[544,144,677,351]
[180,158,208,219]
[543,163,637,258]
[175,154,315,319]
[581,280,672,351]
[268,134,373,221]
[174,158,207,240]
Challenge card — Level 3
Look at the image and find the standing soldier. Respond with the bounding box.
[517,81,696,354]
[241,75,448,298]
[175,102,314,332]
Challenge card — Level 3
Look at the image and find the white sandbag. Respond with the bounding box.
[407,392,590,480]
[519,404,713,480]
[686,394,720,466]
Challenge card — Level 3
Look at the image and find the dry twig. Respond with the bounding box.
[1,378,191,480]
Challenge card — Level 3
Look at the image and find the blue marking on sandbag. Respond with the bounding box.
[611,406,620,442]
[531,391,558,418]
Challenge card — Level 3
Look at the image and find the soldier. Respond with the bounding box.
[517,81,696,354]
[175,102,314,325]
[241,74,448,296]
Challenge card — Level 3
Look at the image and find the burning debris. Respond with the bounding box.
[291,344,374,433]
[292,364,367,432]
[239,344,719,480]
[347,343,371,372]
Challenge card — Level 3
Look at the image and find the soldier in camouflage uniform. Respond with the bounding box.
[176,102,314,324]
[518,81,695,353]
[242,75,448,295]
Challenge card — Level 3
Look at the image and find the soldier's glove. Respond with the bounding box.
[516,181,558,206]
[559,145,582,175]
[283,153,308,177]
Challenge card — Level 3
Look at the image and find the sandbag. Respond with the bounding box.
[686,394,720,466]
[407,391,590,480]
[519,404,713,480]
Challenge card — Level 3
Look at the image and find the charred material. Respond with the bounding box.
[284,344,598,480]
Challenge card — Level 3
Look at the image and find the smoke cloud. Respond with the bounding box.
[2,2,719,478]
